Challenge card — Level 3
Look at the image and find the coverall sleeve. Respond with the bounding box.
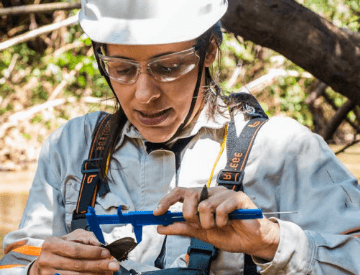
[0,112,104,274]
[0,112,160,275]
[0,132,67,275]
[252,119,360,274]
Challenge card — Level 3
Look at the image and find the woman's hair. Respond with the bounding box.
[95,23,226,183]
[202,23,226,120]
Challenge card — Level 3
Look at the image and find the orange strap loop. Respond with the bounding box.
[0,264,26,270]
[12,245,41,256]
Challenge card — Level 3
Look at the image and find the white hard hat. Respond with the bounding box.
[79,0,228,45]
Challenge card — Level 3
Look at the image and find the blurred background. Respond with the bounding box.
[0,0,360,258]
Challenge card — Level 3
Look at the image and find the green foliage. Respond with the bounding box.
[213,0,359,134]
[0,0,358,141]
[31,114,43,124]
[299,0,360,31]
[31,83,49,104]
[0,102,13,116]
[21,132,31,140]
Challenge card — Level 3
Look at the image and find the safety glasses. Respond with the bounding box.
[97,46,201,84]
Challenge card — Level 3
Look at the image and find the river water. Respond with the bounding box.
[1,145,359,259]
[0,164,36,258]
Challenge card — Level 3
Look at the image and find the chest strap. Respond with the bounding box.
[187,238,217,274]
[118,238,215,275]
[70,114,112,231]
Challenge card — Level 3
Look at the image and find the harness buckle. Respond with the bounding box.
[187,239,218,260]
[216,169,244,190]
[81,158,103,174]
[70,212,89,231]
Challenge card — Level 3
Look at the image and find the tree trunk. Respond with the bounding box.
[221,0,360,106]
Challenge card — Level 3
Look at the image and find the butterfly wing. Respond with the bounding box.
[102,237,137,262]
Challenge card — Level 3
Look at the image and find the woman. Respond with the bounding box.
[1,0,360,274]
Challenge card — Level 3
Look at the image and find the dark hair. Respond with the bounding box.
[94,23,225,183]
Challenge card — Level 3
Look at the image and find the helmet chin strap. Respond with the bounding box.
[168,49,208,142]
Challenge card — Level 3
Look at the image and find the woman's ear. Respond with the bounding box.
[204,38,218,67]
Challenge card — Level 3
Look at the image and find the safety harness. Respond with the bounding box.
[71,93,268,275]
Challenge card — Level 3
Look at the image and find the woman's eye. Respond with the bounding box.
[157,63,181,74]
[116,67,132,74]
[109,65,135,75]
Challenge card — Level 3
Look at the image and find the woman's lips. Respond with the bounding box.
[136,109,171,126]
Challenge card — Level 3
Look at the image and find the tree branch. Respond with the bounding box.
[322,100,355,141]
[305,81,327,133]
[0,2,81,16]
[238,68,313,94]
[0,14,78,51]
[225,61,244,89]
[335,139,360,155]
[322,92,360,133]
[305,81,327,105]
[222,0,360,106]
[353,106,360,126]
[0,97,115,137]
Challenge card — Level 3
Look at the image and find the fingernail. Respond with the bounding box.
[101,249,110,258]
[155,204,161,211]
[108,261,119,271]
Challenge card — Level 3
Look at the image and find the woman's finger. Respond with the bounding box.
[213,191,256,227]
[154,187,204,216]
[157,222,201,238]
[198,199,216,229]
[37,251,119,273]
[182,189,202,223]
[42,237,109,260]
[153,187,186,215]
[51,269,113,275]
[63,229,102,246]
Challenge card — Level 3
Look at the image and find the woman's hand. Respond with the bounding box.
[154,186,280,261]
[29,229,120,275]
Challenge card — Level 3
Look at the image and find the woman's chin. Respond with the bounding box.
[140,128,176,143]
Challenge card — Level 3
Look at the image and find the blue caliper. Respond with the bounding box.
[85,206,263,244]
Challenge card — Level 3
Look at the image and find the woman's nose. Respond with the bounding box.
[134,72,161,104]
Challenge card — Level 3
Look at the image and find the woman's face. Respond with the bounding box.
[107,40,217,143]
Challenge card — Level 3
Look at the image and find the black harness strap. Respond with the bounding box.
[244,253,260,275]
[217,114,268,275]
[70,114,112,231]
[217,116,268,192]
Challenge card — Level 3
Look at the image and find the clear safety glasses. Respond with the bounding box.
[97,46,200,84]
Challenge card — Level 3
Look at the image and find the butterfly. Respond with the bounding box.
[101,237,137,262]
